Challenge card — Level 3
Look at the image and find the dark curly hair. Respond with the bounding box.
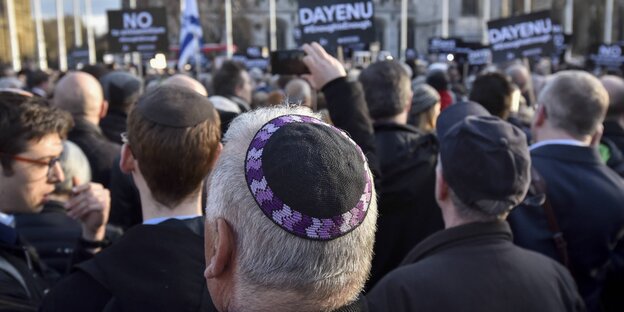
[0,91,73,174]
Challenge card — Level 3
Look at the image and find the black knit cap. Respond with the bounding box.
[245,115,373,240]
[438,114,531,212]
[136,85,215,127]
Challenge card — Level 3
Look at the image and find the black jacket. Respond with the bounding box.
[108,155,143,230]
[366,122,443,290]
[0,228,48,311]
[509,144,624,312]
[603,120,624,154]
[322,78,380,179]
[68,118,120,188]
[14,202,81,277]
[366,221,585,312]
[14,201,123,280]
[41,217,216,312]
[99,109,127,145]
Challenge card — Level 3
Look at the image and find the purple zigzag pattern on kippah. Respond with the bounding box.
[245,114,372,241]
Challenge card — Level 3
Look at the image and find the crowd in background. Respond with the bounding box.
[0,43,623,312]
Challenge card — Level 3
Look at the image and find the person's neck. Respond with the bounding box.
[140,190,202,221]
[442,210,471,229]
[75,114,100,128]
[376,112,408,125]
[533,127,591,145]
[227,286,336,312]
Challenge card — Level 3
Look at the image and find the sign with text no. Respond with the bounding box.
[297,0,375,50]
[107,8,169,54]
[487,11,555,63]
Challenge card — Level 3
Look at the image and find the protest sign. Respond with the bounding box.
[487,11,555,63]
[587,43,624,73]
[466,43,492,66]
[297,0,375,50]
[107,8,169,54]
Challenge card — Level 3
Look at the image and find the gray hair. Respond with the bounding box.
[539,70,609,138]
[205,106,377,311]
[55,140,91,194]
[284,79,313,109]
[0,77,24,89]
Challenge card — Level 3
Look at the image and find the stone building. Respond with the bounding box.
[0,1,36,66]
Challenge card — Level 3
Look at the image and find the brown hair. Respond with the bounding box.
[126,92,221,208]
[0,92,73,174]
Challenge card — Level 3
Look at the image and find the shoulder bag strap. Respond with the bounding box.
[530,166,572,270]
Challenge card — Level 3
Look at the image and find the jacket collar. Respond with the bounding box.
[530,144,603,166]
[400,221,512,266]
[373,121,422,134]
[72,117,104,136]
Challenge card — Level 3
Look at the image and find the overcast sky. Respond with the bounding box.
[39,0,121,36]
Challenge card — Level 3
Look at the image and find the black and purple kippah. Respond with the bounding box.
[245,114,373,240]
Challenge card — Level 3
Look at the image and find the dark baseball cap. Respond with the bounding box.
[439,114,531,214]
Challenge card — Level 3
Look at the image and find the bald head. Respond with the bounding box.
[162,74,208,97]
[53,72,105,120]
[506,64,530,91]
[600,75,624,118]
[284,79,313,109]
[539,70,609,138]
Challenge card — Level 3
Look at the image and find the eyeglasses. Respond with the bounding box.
[1,152,61,178]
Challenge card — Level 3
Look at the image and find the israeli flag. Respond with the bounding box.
[178,0,203,71]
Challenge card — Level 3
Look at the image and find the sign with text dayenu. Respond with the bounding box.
[297,0,375,50]
[107,8,169,54]
[487,11,555,63]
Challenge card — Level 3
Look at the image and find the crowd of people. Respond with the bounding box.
[0,42,623,312]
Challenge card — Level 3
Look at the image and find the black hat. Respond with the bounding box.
[100,71,143,109]
[439,115,531,213]
[436,101,490,139]
[245,115,373,240]
[136,85,216,127]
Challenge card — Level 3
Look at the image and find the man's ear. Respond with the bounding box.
[435,165,449,203]
[119,144,135,174]
[99,100,109,119]
[533,103,547,128]
[208,143,223,170]
[205,218,234,279]
[590,124,604,146]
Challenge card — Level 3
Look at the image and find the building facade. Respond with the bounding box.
[0,1,36,67]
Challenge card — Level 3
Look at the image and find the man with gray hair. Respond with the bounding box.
[509,71,624,311]
[203,106,377,312]
[366,102,584,312]
[285,78,314,110]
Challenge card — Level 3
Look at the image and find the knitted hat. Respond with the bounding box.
[245,114,373,240]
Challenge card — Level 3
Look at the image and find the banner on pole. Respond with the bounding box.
[297,0,375,50]
[487,10,555,63]
[107,8,169,54]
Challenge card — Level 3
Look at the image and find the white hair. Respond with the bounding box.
[206,106,377,311]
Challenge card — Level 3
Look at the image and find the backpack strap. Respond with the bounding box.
[530,166,572,270]
[0,256,31,298]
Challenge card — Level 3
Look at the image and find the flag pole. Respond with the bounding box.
[57,0,68,71]
[33,0,48,70]
[6,0,21,71]
[73,0,82,47]
[225,0,233,59]
[85,0,96,64]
